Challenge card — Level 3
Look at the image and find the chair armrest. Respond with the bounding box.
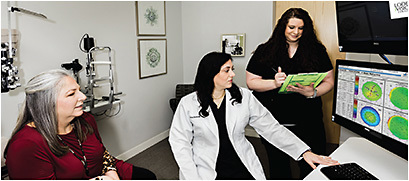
[1,166,8,180]
[169,98,181,114]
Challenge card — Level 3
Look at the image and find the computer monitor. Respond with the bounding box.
[335,1,408,55]
[332,59,408,160]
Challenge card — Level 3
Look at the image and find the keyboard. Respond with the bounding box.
[320,162,378,180]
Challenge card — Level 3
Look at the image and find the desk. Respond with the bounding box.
[304,137,408,180]
[83,100,120,113]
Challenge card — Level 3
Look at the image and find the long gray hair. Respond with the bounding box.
[5,69,92,157]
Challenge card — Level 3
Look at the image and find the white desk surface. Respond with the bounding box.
[304,137,408,180]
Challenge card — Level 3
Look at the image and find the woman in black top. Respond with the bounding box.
[169,52,338,180]
[246,8,335,179]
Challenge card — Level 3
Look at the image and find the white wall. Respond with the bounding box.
[1,1,183,157]
[181,1,274,87]
[345,53,408,66]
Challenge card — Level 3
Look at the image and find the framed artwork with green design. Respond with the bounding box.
[138,39,167,79]
[136,1,166,36]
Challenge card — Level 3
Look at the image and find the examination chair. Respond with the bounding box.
[169,84,194,114]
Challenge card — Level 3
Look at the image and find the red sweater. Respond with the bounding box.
[6,112,133,179]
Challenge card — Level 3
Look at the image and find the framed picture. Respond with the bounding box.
[138,39,167,79]
[136,1,166,36]
[221,33,245,57]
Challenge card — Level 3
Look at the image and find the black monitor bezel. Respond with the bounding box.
[332,59,408,160]
[335,1,408,56]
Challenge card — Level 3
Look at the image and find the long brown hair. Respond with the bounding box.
[255,8,326,72]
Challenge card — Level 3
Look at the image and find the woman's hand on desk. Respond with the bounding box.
[90,175,115,180]
[104,170,120,180]
[90,171,120,180]
[302,150,339,169]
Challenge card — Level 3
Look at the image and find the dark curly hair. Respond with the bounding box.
[256,8,326,72]
[194,52,242,117]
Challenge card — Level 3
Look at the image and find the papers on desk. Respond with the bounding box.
[278,72,328,94]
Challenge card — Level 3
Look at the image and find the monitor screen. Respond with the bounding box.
[335,1,408,55]
[332,59,408,159]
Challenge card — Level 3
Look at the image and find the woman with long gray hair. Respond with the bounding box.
[4,69,156,180]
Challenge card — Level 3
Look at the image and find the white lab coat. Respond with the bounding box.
[169,87,310,180]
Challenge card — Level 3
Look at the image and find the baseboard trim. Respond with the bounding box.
[117,129,170,161]
[117,127,258,161]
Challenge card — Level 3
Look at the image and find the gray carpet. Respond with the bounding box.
[125,136,339,180]
[126,137,180,180]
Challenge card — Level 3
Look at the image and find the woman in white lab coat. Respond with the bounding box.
[169,52,338,180]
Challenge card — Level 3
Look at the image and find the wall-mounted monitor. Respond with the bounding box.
[335,1,408,55]
[332,59,408,160]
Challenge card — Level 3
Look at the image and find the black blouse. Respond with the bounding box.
[246,43,333,126]
[210,97,254,180]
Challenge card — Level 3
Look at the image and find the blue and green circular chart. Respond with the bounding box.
[388,116,408,140]
[362,81,382,101]
[360,106,380,126]
[389,87,408,110]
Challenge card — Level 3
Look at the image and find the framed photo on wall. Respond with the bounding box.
[136,1,166,36]
[221,33,245,57]
[138,39,167,79]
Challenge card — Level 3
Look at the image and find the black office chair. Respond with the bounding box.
[169,84,194,114]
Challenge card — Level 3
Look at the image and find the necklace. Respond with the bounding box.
[215,96,225,109]
[57,126,89,176]
[212,91,225,100]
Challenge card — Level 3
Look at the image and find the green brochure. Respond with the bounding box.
[278,72,328,94]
